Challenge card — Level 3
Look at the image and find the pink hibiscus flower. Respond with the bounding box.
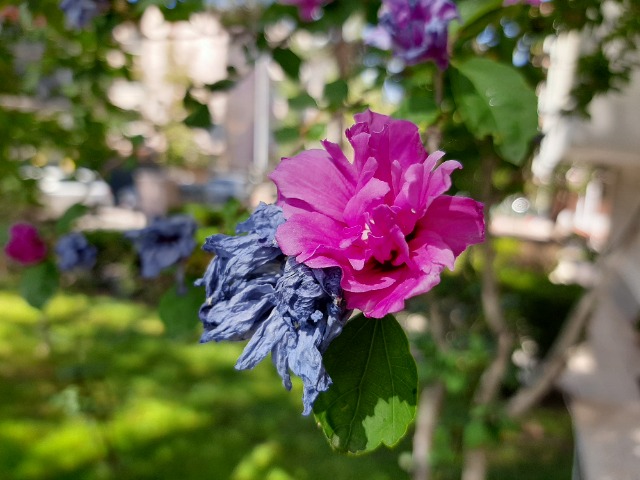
[270,110,485,318]
[4,223,47,265]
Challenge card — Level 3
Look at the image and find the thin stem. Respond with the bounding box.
[37,311,52,358]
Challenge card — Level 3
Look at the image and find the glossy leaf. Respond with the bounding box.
[313,314,418,455]
[451,57,538,164]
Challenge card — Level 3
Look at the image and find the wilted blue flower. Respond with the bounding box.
[197,203,349,414]
[55,232,97,271]
[60,0,108,30]
[366,0,460,69]
[126,215,197,278]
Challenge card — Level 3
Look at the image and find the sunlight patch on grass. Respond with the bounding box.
[14,420,106,479]
[0,292,39,325]
[106,397,206,450]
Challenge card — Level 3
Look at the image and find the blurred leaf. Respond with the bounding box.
[55,203,89,235]
[272,47,301,79]
[184,104,212,128]
[158,283,202,339]
[183,90,212,128]
[394,90,439,126]
[20,261,59,311]
[463,419,492,448]
[274,126,300,143]
[451,58,538,164]
[314,314,417,454]
[307,123,326,141]
[205,79,236,92]
[323,79,348,109]
[454,0,503,32]
[288,92,317,110]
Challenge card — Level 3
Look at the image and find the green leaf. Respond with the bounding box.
[454,0,503,33]
[323,79,349,109]
[288,92,317,110]
[55,203,89,235]
[274,126,300,143]
[158,283,202,339]
[451,58,539,164]
[313,314,418,454]
[272,48,302,79]
[183,90,212,128]
[463,419,492,448]
[393,90,439,127]
[20,261,59,311]
[205,79,236,92]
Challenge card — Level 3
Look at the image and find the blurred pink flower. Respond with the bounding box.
[271,111,485,318]
[4,223,47,265]
[280,0,332,21]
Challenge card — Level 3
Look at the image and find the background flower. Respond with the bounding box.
[4,223,47,266]
[365,0,459,69]
[197,203,349,414]
[126,215,197,278]
[55,232,97,271]
[279,0,333,22]
[271,110,485,318]
[60,0,109,29]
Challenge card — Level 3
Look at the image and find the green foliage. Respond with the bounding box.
[272,47,302,79]
[314,314,417,455]
[0,290,410,480]
[55,203,90,235]
[451,58,539,164]
[158,283,202,340]
[19,261,59,310]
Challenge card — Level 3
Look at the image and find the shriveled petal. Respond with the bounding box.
[270,149,355,222]
[200,284,275,342]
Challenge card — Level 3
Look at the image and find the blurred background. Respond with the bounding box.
[1,0,639,479]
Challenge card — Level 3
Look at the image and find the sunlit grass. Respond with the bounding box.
[0,290,410,480]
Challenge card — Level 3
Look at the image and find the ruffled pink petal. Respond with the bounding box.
[419,195,485,257]
[275,212,346,269]
[409,230,457,271]
[394,154,456,233]
[354,110,428,171]
[345,265,442,318]
[425,159,462,202]
[270,149,356,222]
[342,176,389,226]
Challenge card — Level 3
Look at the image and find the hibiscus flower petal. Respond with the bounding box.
[275,212,345,268]
[270,149,356,222]
[420,195,486,256]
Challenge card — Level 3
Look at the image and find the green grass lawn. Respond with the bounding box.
[0,291,410,480]
[0,290,573,480]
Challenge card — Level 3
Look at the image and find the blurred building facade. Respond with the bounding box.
[533,18,640,480]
